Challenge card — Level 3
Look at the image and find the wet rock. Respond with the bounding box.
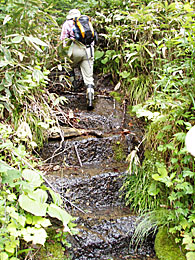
[43,90,156,260]
[41,134,134,166]
[67,210,155,260]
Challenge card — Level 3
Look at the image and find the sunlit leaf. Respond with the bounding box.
[186,252,195,260]
[47,204,73,227]
[0,252,9,260]
[3,15,11,25]
[28,189,48,203]
[11,36,23,44]
[94,50,104,60]
[22,169,43,189]
[148,182,160,196]
[19,194,47,216]
[120,71,130,79]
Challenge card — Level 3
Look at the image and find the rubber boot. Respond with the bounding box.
[86,84,94,110]
[69,70,77,91]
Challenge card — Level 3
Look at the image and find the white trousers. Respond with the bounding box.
[68,42,94,85]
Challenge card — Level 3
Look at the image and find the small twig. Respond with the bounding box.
[42,142,68,164]
[24,250,31,260]
[31,245,42,259]
[74,144,83,167]
[122,99,126,128]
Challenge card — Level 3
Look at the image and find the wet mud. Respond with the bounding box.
[43,74,157,260]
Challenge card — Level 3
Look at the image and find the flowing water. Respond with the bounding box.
[42,76,158,260]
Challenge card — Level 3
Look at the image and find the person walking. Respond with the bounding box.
[60,9,95,109]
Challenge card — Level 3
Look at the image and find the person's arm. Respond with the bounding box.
[60,20,74,47]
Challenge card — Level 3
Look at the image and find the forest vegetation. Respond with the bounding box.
[0,0,195,259]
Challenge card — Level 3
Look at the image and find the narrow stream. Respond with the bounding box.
[42,79,158,260]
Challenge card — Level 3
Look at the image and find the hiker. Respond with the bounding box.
[60,9,96,109]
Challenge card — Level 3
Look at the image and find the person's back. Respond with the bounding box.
[60,9,95,110]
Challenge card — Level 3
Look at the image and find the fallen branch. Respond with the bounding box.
[48,127,103,139]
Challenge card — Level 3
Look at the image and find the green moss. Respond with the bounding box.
[34,228,71,260]
[155,227,186,260]
[113,141,126,162]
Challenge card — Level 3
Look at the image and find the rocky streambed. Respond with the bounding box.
[41,80,158,260]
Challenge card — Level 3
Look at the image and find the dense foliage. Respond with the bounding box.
[93,1,195,260]
[0,0,195,259]
[0,0,76,259]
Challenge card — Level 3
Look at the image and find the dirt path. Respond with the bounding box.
[41,74,157,260]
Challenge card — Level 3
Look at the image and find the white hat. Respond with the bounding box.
[185,125,195,156]
[67,9,81,20]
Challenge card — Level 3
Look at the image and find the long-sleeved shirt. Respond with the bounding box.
[60,19,75,45]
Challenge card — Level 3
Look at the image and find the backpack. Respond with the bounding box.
[73,15,95,46]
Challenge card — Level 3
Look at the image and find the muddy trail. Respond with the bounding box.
[41,71,158,260]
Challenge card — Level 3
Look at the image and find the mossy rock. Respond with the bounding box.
[34,228,71,260]
[155,227,186,260]
[34,241,67,260]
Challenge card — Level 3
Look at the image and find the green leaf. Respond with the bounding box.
[31,228,47,245]
[143,46,154,58]
[0,161,21,186]
[32,216,51,228]
[152,167,167,181]
[120,71,130,79]
[0,252,9,260]
[101,57,108,64]
[32,69,44,83]
[183,234,192,245]
[22,169,43,190]
[28,189,48,203]
[148,182,160,196]
[19,194,47,216]
[173,132,186,142]
[94,50,104,60]
[47,204,73,227]
[22,227,47,245]
[185,243,195,251]
[27,36,48,47]
[186,252,195,260]
[158,167,168,177]
[3,15,11,25]
[183,170,195,178]
[11,36,23,44]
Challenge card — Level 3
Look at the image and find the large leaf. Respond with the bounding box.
[152,167,167,181]
[0,252,8,260]
[26,36,48,47]
[186,252,195,260]
[28,189,48,203]
[148,182,160,196]
[22,169,43,190]
[0,161,21,186]
[94,50,104,60]
[47,204,73,227]
[19,194,47,216]
[21,227,47,245]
